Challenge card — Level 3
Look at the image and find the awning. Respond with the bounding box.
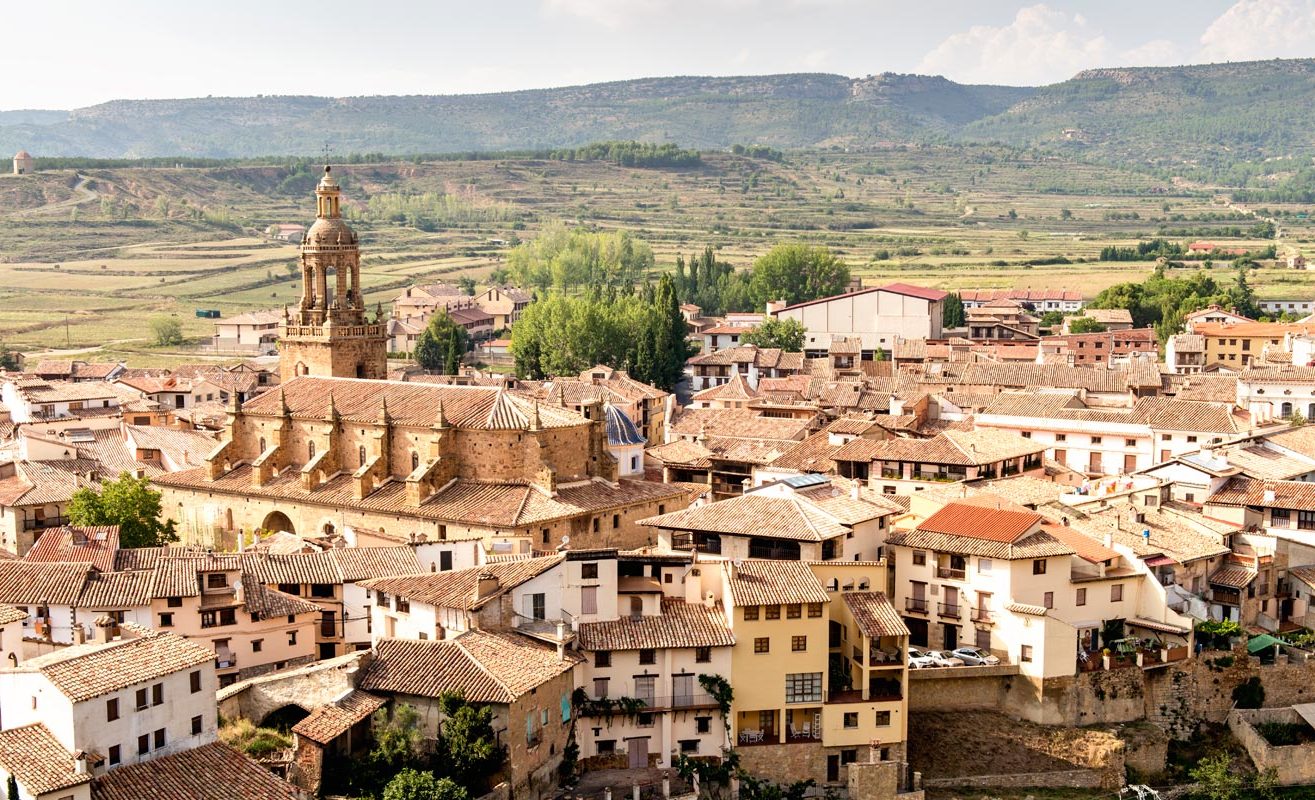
[1143,555,1178,567]
[1247,634,1285,654]
[1130,617,1191,636]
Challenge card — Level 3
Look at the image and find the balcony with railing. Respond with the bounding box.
[971,608,995,624]
[513,610,575,644]
[905,598,928,614]
[23,515,69,532]
[1210,587,1242,606]
[937,567,967,581]
[937,602,961,619]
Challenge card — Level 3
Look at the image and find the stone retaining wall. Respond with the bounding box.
[921,770,1106,790]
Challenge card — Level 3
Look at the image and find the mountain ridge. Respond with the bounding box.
[3,59,1313,164]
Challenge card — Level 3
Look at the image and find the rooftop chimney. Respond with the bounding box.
[74,752,90,776]
[93,616,115,644]
[474,572,500,600]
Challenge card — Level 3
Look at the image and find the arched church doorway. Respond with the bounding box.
[261,511,295,534]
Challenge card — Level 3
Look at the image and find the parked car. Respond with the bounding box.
[952,647,1001,666]
[926,650,966,667]
[907,647,938,669]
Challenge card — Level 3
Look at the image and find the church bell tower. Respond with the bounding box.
[278,166,388,382]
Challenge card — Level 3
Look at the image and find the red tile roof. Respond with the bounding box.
[917,503,1041,543]
[91,742,304,800]
[577,599,735,650]
[0,723,89,796]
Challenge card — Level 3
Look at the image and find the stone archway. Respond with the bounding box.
[260,703,311,732]
[261,511,296,534]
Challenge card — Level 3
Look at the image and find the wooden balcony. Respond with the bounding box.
[938,602,962,619]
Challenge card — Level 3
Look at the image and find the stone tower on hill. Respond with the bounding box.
[278,166,387,382]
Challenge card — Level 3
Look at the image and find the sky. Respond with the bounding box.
[4,0,1315,109]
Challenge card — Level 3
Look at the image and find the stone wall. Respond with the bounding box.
[1227,708,1315,786]
[217,650,368,723]
[921,770,1106,790]
[735,742,827,786]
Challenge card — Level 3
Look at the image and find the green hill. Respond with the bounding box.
[4,59,1315,166]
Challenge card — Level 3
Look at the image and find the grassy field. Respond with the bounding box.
[0,145,1309,364]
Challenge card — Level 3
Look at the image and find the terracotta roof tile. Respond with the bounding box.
[578,599,734,650]
[362,629,580,702]
[727,560,829,606]
[640,494,848,542]
[0,561,95,605]
[1207,476,1315,511]
[360,556,563,611]
[841,592,909,638]
[18,628,214,702]
[291,690,386,745]
[23,526,120,572]
[0,604,27,625]
[91,742,304,800]
[0,723,89,795]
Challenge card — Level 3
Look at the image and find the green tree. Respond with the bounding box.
[414,310,469,374]
[457,276,477,296]
[67,472,178,548]
[1067,317,1108,334]
[149,316,184,347]
[942,292,965,328]
[0,342,17,371]
[1190,752,1245,800]
[749,243,849,307]
[741,318,806,352]
[384,770,468,800]
[437,692,504,795]
[651,274,692,390]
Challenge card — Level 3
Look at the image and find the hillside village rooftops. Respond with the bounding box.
[10,627,214,702]
[358,555,563,610]
[915,361,1163,392]
[362,629,581,703]
[0,723,91,796]
[668,409,812,441]
[1077,309,1133,325]
[1239,365,1315,383]
[692,372,760,402]
[725,560,829,606]
[291,690,387,746]
[1192,321,1315,338]
[577,598,736,650]
[23,526,120,572]
[1045,504,1232,564]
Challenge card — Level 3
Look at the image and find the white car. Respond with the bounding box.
[907,647,938,669]
[952,647,1001,666]
[926,650,966,667]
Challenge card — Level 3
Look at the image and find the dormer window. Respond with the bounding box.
[205,573,227,589]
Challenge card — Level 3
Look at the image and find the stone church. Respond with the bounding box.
[278,166,388,382]
[157,168,692,553]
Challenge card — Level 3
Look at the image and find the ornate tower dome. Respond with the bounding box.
[277,166,387,382]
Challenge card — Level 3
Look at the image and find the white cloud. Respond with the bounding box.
[917,4,1113,85]
[1199,0,1315,61]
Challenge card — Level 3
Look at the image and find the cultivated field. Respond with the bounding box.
[0,145,1310,364]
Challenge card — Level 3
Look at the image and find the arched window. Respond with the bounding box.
[308,440,316,460]
[258,437,266,453]
[411,451,420,471]
[1282,402,1294,418]
[359,445,367,467]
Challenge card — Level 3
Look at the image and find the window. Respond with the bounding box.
[637,712,655,728]
[680,739,700,754]
[107,698,119,721]
[595,651,611,668]
[252,639,263,653]
[875,710,891,726]
[596,740,616,755]
[743,606,759,621]
[310,584,334,598]
[1021,431,1031,438]
[158,612,173,627]
[152,683,163,706]
[191,715,203,735]
[1076,588,1087,606]
[1056,434,1067,442]
[1021,645,1033,663]
[1111,584,1124,602]
[639,649,656,665]
[792,635,807,652]
[695,646,712,663]
[696,717,712,734]
[593,678,609,698]
[137,734,150,755]
[167,596,183,607]
[288,631,298,646]
[1300,510,1315,531]
[1033,559,1047,575]
[843,712,858,728]
[592,517,600,533]
[206,573,227,589]
[786,604,801,619]
[1187,436,1197,443]
[612,514,620,529]
[807,603,823,618]
[359,445,367,467]
[190,671,202,693]
[581,563,598,579]
[135,688,148,710]
[1272,508,1291,527]
[912,551,926,566]
[765,605,781,620]
[978,558,992,573]
[582,586,598,615]
[841,749,858,765]
[1161,434,1171,441]
[784,672,823,703]
[1091,436,1102,445]
[411,451,420,471]
[109,745,121,766]
[1043,592,1054,610]
[754,637,770,654]
[151,728,164,749]
[1125,438,1136,447]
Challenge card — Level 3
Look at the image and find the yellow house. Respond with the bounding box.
[719,559,908,787]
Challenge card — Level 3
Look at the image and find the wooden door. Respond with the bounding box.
[628,738,648,769]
